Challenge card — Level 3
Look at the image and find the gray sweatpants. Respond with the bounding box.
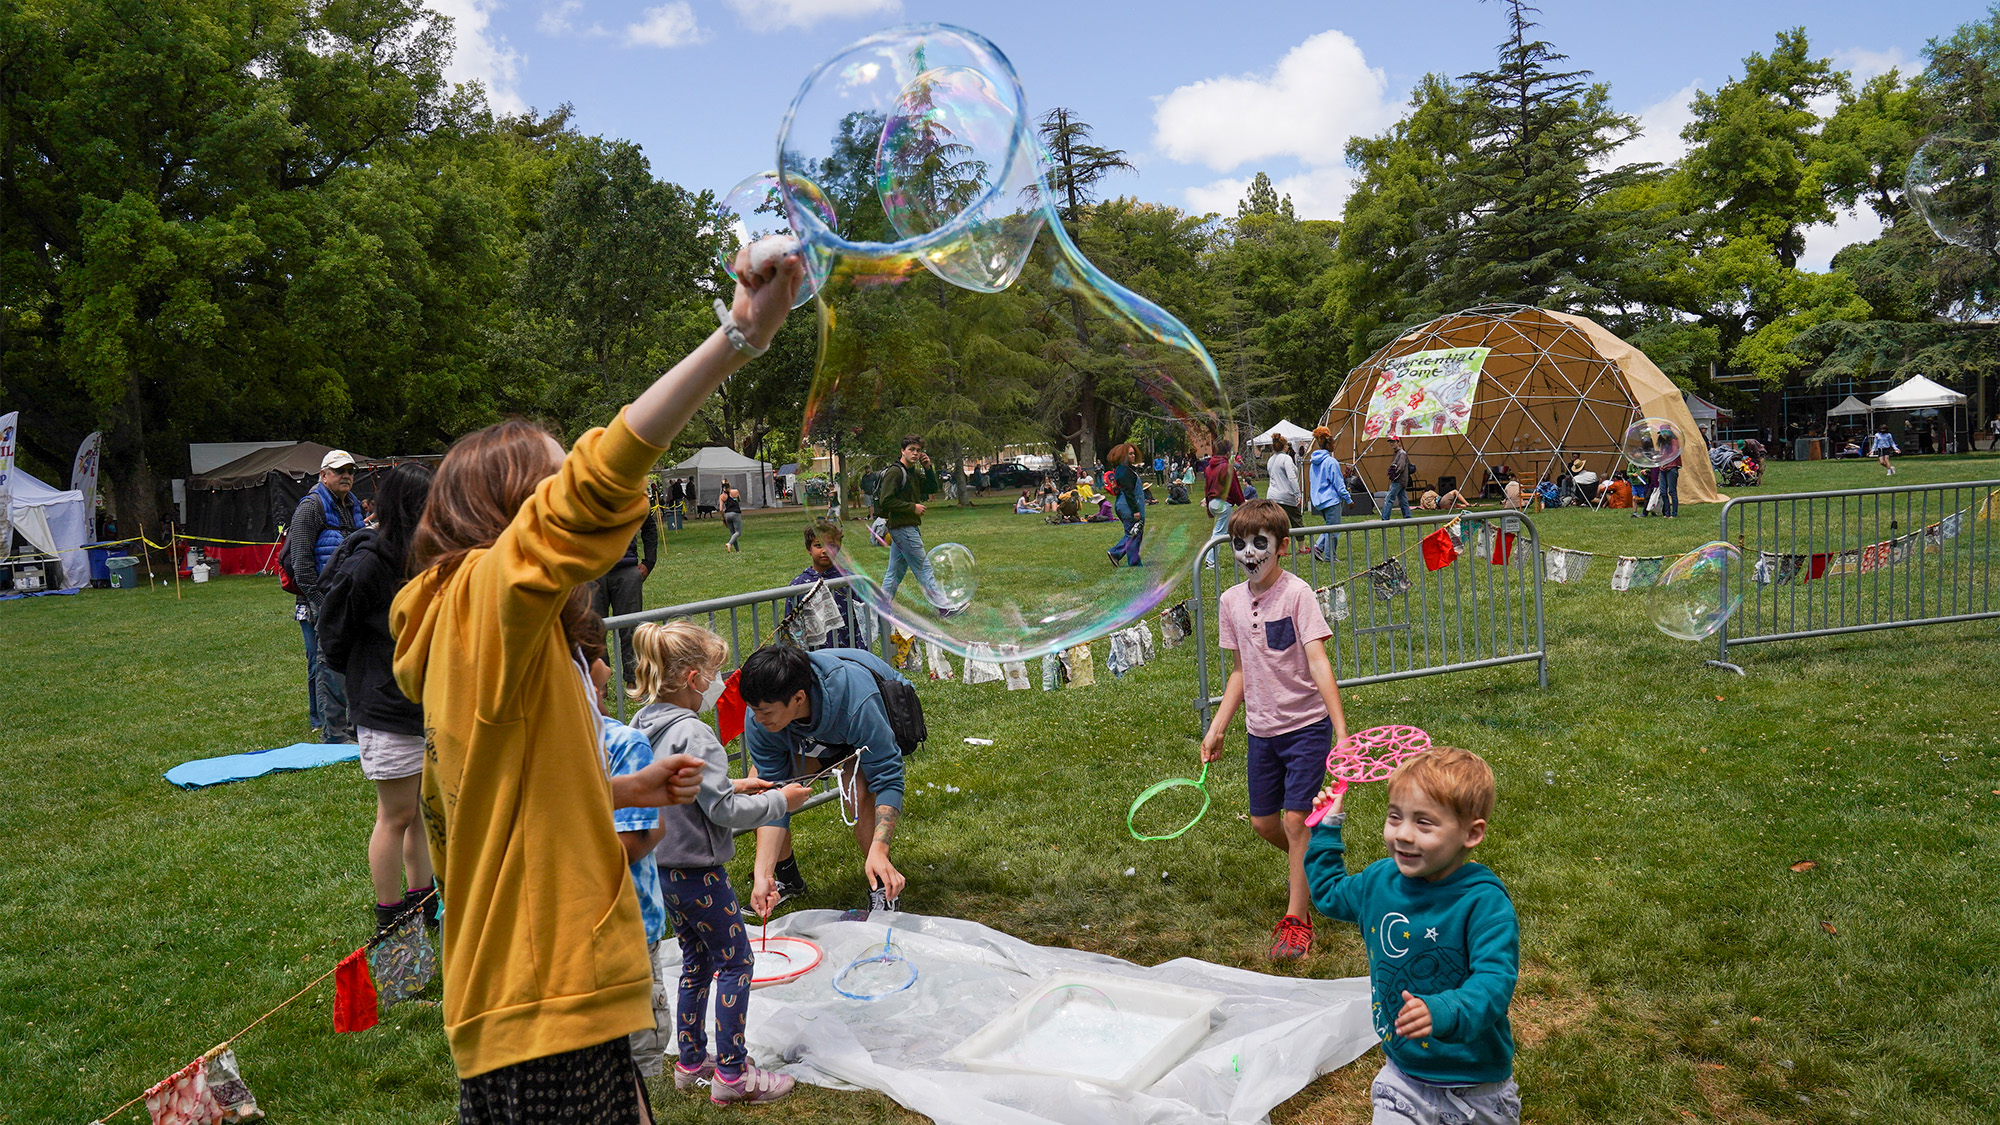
[1371,1059,1520,1125]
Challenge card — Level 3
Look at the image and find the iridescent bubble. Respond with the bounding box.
[715,170,836,309]
[1621,417,1682,470]
[1649,541,1742,641]
[778,24,1232,660]
[1027,983,1118,1032]
[926,541,976,610]
[1906,130,2000,253]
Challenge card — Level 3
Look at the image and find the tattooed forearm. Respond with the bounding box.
[872,805,899,847]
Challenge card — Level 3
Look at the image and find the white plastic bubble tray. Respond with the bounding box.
[946,970,1225,1096]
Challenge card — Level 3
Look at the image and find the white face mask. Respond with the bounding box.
[696,670,727,713]
[1232,531,1276,579]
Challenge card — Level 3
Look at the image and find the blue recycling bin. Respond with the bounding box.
[88,547,125,583]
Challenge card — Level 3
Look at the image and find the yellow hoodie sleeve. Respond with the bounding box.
[470,410,666,719]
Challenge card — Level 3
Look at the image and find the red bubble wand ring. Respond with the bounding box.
[1304,725,1432,827]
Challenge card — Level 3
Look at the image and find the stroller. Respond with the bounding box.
[1711,446,1761,488]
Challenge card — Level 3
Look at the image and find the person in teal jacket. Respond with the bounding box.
[1307,746,1521,1124]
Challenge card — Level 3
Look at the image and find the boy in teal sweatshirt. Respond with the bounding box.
[1306,746,1520,1124]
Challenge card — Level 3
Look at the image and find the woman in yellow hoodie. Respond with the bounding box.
[392,246,804,1122]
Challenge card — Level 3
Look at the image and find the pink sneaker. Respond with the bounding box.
[672,1060,714,1091]
[709,1065,797,1106]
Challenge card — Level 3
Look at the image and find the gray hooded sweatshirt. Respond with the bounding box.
[632,701,788,869]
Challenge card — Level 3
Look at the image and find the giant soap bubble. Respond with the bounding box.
[1906,129,2000,254]
[1649,541,1742,641]
[716,171,837,309]
[777,25,1231,659]
[1621,417,1682,470]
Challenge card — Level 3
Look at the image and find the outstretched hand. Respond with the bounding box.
[725,240,805,351]
[612,754,704,809]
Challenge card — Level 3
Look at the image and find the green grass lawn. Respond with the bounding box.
[5,453,1998,1124]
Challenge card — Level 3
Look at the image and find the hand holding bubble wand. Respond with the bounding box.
[1304,725,1432,827]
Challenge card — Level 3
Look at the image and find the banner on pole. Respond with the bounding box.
[1361,349,1487,440]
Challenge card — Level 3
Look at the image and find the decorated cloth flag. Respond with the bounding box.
[1368,558,1412,602]
[1000,647,1031,691]
[1420,525,1459,571]
[1062,644,1095,688]
[1610,556,1665,592]
[963,644,1004,685]
[1107,632,1133,678]
[1040,652,1064,692]
[1488,528,1518,565]
[204,1049,262,1122]
[716,670,745,745]
[369,913,436,1009]
[145,1057,224,1125]
[1159,602,1192,647]
[890,631,921,674]
[333,948,379,1033]
[1317,584,1349,623]
[1543,548,1592,585]
[925,640,955,681]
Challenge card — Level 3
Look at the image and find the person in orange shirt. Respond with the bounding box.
[392,244,804,1122]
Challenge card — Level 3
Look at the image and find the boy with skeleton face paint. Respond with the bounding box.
[1200,500,1351,962]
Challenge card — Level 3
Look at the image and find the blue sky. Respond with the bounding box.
[428,0,1986,269]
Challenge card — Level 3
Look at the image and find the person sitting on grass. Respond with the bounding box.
[786,520,858,650]
[1016,489,1038,514]
[1199,499,1350,963]
[1419,488,1469,512]
[629,622,809,1106]
[1307,747,1519,1125]
[741,643,914,918]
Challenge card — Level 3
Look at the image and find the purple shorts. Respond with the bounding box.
[1247,717,1334,817]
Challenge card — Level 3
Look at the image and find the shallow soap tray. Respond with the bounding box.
[946,969,1226,1096]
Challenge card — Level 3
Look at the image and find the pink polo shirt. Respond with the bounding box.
[1217,569,1334,738]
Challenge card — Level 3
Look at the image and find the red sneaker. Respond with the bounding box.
[1269,915,1313,962]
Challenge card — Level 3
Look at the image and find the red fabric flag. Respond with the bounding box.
[716,669,745,746]
[1490,530,1517,565]
[1801,553,1830,583]
[1421,526,1459,571]
[333,949,379,1032]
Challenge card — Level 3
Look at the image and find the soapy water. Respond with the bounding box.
[1620,417,1682,470]
[926,542,976,611]
[994,1007,1189,1081]
[1906,130,2000,253]
[1026,983,1116,1031]
[714,171,838,309]
[1648,541,1742,641]
[774,24,1232,660]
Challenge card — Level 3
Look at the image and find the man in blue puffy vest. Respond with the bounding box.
[288,449,366,743]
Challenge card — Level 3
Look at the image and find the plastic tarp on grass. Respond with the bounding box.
[699,910,1378,1125]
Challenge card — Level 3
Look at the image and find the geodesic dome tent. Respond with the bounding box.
[1320,305,1721,503]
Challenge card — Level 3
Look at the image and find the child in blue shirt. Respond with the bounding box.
[1306,746,1520,1125]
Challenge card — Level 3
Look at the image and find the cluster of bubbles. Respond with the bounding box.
[1026,983,1118,1032]
[718,24,1231,659]
[1649,541,1743,642]
[1620,417,1682,469]
[1906,129,2000,254]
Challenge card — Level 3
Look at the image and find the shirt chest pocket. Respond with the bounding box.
[1264,616,1297,651]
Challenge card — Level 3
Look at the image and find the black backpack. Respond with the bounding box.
[843,656,926,755]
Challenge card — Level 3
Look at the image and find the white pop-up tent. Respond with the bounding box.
[1872,375,1969,451]
[1826,394,1872,419]
[8,469,90,589]
[669,446,777,509]
[1249,419,1316,449]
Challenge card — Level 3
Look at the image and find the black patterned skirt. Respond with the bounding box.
[459,1035,653,1125]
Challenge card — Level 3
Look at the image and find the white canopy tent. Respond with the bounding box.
[1869,375,1967,411]
[668,446,777,509]
[1826,394,1873,418]
[1249,419,1316,449]
[8,469,89,589]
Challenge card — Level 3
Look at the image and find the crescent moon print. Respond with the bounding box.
[1379,912,1411,958]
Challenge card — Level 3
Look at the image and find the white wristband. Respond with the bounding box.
[714,299,768,358]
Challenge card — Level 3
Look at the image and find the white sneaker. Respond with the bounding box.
[709,1065,797,1106]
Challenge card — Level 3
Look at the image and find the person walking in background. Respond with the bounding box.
[1265,434,1303,526]
[1105,442,1145,566]
[317,462,437,935]
[289,449,366,743]
[1306,427,1351,562]
[663,477,686,531]
[875,434,949,611]
[1871,422,1901,475]
[1384,433,1414,519]
[721,483,743,552]
[593,502,658,683]
[1658,447,1681,519]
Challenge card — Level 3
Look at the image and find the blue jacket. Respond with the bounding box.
[1309,449,1352,511]
[311,483,365,573]
[741,648,910,825]
[1307,821,1518,1085]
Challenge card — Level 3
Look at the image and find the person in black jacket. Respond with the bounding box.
[318,462,438,934]
[593,502,659,684]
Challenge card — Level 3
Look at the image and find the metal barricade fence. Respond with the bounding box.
[1190,512,1548,732]
[602,574,891,829]
[1712,478,2000,671]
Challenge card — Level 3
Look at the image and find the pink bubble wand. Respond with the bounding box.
[1304,725,1433,827]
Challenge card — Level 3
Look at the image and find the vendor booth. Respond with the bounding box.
[7,470,90,590]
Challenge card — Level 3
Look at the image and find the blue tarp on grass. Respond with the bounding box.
[165,742,360,789]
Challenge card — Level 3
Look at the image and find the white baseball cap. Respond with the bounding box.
[321,449,357,471]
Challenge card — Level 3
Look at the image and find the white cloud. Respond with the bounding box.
[725,0,901,32]
[626,2,704,47]
[1833,46,1913,84]
[1185,166,1357,221]
[427,0,526,114]
[1801,206,1886,273]
[1618,81,1699,170]
[1152,30,1394,173]
[539,0,606,36]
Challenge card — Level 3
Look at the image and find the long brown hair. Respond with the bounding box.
[411,419,593,642]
